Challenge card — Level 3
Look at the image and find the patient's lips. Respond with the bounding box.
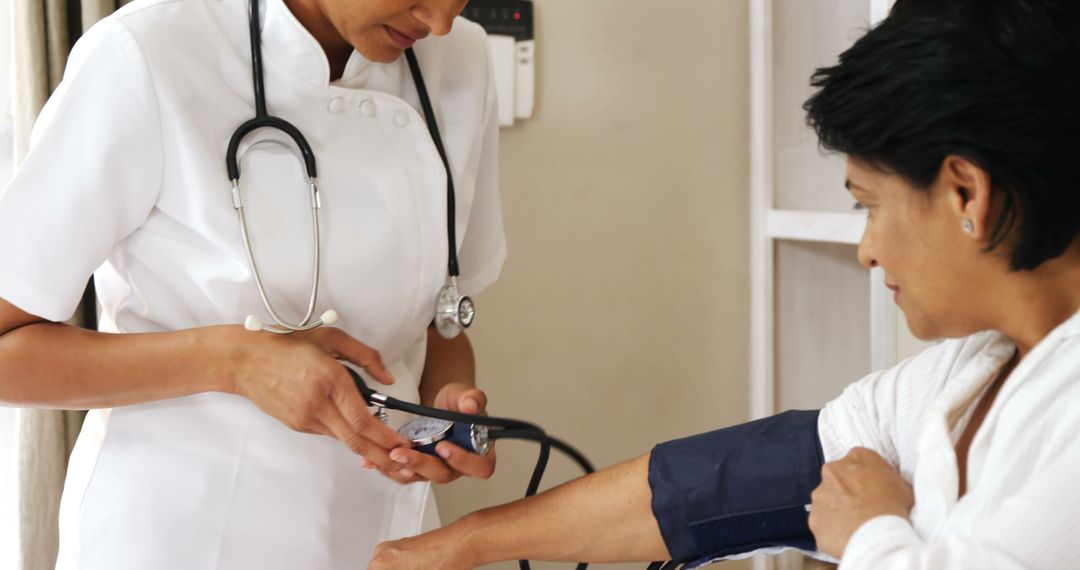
[886,283,901,302]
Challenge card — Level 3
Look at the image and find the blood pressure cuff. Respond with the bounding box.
[648,409,824,565]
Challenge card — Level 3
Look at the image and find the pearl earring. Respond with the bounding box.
[962,219,974,234]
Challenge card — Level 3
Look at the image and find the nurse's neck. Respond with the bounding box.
[284,0,352,81]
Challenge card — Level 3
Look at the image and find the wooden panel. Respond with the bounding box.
[772,0,873,212]
[775,241,872,410]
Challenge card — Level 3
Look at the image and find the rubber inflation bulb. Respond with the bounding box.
[244,315,263,332]
[321,309,339,326]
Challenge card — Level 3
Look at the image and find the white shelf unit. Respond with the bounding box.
[748,0,928,567]
[766,210,865,245]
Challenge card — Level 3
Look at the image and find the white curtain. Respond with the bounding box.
[9,0,118,567]
[1,409,19,570]
[2,1,22,567]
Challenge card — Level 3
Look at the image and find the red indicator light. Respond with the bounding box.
[513,11,521,20]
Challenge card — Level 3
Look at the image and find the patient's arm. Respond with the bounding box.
[369,454,669,569]
[370,410,825,569]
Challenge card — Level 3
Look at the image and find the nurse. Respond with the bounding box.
[0,0,505,568]
[369,0,1080,568]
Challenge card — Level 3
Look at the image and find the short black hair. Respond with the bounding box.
[804,0,1080,270]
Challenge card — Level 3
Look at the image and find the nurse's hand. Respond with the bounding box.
[808,447,914,558]
[224,325,412,475]
[375,382,497,485]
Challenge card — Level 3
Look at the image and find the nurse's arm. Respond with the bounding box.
[0,298,228,408]
[370,454,669,569]
[418,323,476,406]
[0,297,417,474]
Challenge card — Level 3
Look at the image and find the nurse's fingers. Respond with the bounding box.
[368,459,422,485]
[388,447,459,484]
[315,328,395,386]
[387,442,497,484]
[318,404,407,474]
[432,385,488,414]
[327,371,409,449]
[434,441,497,481]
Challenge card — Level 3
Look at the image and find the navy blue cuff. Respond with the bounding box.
[647,410,824,563]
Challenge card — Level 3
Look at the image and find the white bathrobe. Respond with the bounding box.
[818,308,1080,569]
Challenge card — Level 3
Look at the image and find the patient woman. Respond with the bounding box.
[371,0,1080,567]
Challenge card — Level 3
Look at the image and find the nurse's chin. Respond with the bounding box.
[348,36,405,65]
[367,46,407,64]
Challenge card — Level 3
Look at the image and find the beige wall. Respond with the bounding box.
[435,1,751,568]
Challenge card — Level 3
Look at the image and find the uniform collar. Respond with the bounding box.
[259,0,373,87]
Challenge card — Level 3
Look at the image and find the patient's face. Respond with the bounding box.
[847,159,996,340]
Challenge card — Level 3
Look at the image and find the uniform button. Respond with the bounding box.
[395,111,410,127]
[328,97,345,113]
[359,99,376,117]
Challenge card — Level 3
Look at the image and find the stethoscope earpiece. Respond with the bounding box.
[320,309,339,326]
[243,314,263,332]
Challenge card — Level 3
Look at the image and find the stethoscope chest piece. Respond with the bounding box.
[435,276,474,339]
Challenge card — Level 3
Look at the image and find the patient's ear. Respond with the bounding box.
[939,155,993,241]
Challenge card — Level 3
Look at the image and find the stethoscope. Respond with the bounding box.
[226,3,681,568]
[226,0,475,339]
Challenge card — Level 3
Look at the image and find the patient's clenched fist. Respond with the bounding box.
[808,447,914,558]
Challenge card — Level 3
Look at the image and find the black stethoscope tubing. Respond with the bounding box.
[225,0,461,279]
[228,1,673,565]
[404,47,460,278]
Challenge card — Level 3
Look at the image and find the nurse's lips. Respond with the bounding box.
[385,26,427,49]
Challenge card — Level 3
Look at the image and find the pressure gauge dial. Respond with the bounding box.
[398,417,490,456]
[400,417,453,446]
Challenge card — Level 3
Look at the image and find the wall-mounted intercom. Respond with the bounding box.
[463,0,535,127]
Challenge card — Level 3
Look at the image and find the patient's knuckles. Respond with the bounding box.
[807,510,821,533]
[820,460,841,480]
[846,446,880,465]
